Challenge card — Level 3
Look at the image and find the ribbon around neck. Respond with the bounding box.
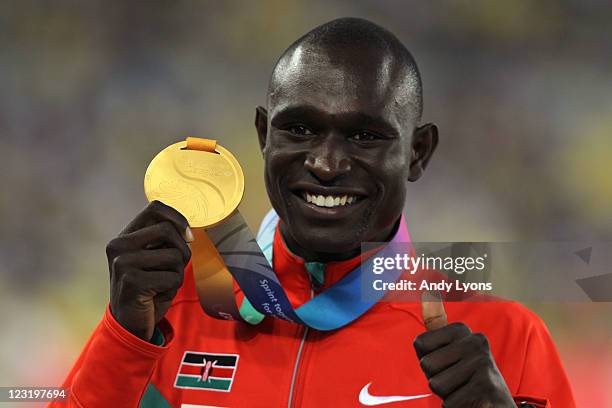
[193,209,412,331]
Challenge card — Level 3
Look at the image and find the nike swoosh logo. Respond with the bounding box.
[359,383,431,406]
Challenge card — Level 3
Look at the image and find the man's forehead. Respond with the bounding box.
[269,44,413,122]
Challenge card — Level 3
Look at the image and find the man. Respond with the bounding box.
[52,18,575,407]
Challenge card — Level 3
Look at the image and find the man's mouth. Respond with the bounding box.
[300,191,361,208]
[287,182,369,217]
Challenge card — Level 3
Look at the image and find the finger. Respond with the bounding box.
[422,290,447,331]
[419,343,462,379]
[120,200,193,242]
[442,385,475,408]
[108,222,191,262]
[117,269,184,298]
[111,248,187,274]
[439,359,505,408]
[419,332,486,378]
[427,355,483,399]
[414,322,471,359]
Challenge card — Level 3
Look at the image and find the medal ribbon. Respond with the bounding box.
[196,210,411,330]
[208,210,411,330]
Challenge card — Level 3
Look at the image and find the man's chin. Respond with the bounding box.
[277,197,374,259]
[288,229,365,262]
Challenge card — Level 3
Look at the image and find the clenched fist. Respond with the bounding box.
[106,200,193,341]
[414,291,516,408]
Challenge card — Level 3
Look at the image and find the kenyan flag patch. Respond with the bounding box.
[174,351,240,392]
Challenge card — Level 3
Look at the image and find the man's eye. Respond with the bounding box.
[287,125,314,136]
[351,131,382,142]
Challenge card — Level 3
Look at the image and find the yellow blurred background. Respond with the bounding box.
[0,1,611,406]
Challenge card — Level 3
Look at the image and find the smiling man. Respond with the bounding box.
[52,18,575,408]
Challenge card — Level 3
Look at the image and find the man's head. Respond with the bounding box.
[255,17,438,261]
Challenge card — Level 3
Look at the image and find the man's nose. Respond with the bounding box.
[304,137,351,182]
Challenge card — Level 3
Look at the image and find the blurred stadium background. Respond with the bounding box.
[0,1,611,406]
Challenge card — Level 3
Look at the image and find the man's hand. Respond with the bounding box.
[414,290,516,408]
[106,200,193,341]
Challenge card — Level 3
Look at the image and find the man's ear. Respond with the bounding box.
[255,106,268,155]
[408,123,439,182]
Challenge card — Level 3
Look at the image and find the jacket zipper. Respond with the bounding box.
[287,288,314,408]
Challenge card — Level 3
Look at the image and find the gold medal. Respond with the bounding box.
[144,137,244,228]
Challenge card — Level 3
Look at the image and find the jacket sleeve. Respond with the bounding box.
[512,313,576,408]
[48,305,174,408]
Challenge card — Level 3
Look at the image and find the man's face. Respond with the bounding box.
[256,46,433,260]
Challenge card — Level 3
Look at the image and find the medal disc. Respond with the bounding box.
[144,139,244,228]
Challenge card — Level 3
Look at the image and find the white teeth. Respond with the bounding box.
[302,192,359,208]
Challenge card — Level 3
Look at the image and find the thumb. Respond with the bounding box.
[421,290,448,331]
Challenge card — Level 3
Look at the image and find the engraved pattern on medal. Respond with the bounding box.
[157,179,208,223]
[181,158,233,178]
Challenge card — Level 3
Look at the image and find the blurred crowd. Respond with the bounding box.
[0,1,610,406]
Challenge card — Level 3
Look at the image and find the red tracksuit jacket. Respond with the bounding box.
[51,223,575,408]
